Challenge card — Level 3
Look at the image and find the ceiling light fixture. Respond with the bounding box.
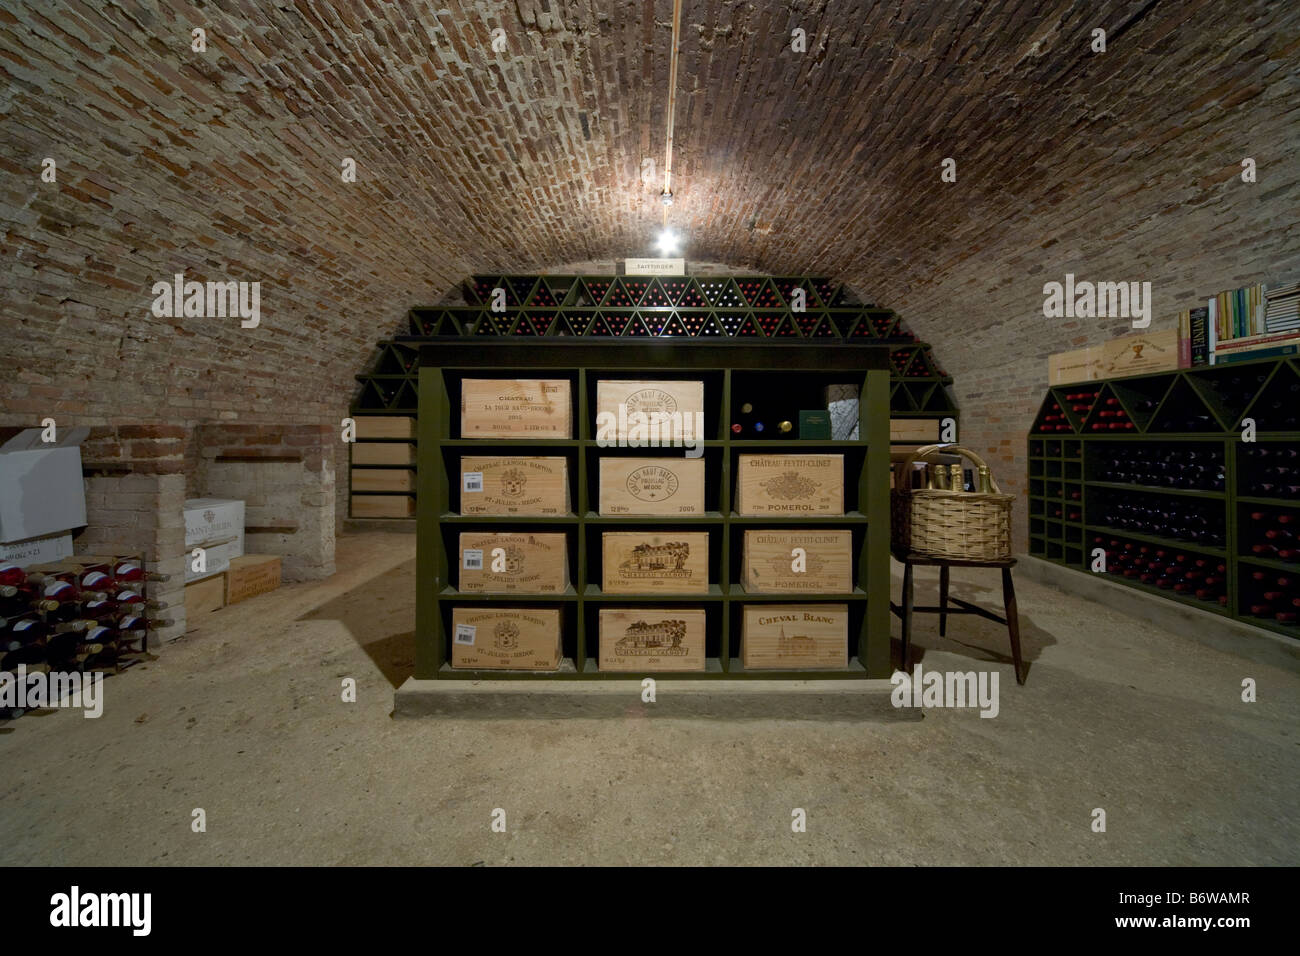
[654,0,684,252]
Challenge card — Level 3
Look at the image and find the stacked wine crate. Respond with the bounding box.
[416,338,894,680]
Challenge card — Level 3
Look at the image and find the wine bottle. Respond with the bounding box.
[0,562,27,588]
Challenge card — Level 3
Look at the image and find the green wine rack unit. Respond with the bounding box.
[1028,356,1300,640]
[415,339,894,679]
[349,274,958,517]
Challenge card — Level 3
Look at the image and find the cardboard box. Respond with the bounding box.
[352,443,416,466]
[742,529,852,593]
[353,416,415,440]
[1099,329,1182,378]
[351,468,414,493]
[184,498,245,554]
[183,537,240,583]
[598,458,705,515]
[598,607,707,672]
[0,426,89,543]
[460,378,572,439]
[798,410,831,440]
[459,456,569,516]
[742,603,849,670]
[351,495,415,518]
[457,532,569,593]
[889,418,942,443]
[595,380,705,443]
[1048,346,1102,385]
[736,455,844,515]
[602,531,709,594]
[451,607,562,670]
[0,533,74,567]
[184,573,226,621]
[226,554,281,604]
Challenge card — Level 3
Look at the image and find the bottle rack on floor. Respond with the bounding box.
[415,338,894,679]
[1028,357,1300,639]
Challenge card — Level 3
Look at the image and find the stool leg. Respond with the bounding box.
[938,564,950,638]
[901,562,914,672]
[1002,567,1025,685]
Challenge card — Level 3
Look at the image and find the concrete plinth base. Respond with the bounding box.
[394,676,917,720]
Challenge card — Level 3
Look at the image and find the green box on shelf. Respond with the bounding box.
[798,410,832,440]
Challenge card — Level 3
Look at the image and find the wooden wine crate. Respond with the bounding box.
[1098,329,1181,378]
[184,573,226,621]
[742,529,852,593]
[736,455,844,515]
[457,532,569,593]
[351,468,414,492]
[1048,346,1101,385]
[742,603,849,670]
[602,531,709,594]
[460,378,572,438]
[354,416,415,439]
[451,607,562,670]
[598,457,706,515]
[595,380,705,442]
[889,418,942,443]
[459,456,569,515]
[226,554,281,605]
[352,442,415,466]
[351,494,416,518]
[598,607,707,672]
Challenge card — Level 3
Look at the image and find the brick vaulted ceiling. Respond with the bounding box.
[1,0,1297,426]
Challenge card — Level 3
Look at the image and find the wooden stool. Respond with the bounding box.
[890,549,1025,685]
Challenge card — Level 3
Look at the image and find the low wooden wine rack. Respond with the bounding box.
[415,338,895,679]
[1028,356,1300,639]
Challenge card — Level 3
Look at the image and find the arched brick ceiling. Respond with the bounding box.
[1,0,1297,425]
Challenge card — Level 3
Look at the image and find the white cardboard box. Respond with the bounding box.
[0,532,74,567]
[0,427,89,543]
[183,538,241,583]
[184,498,245,554]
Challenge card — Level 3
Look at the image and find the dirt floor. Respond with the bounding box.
[1,531,1296,866]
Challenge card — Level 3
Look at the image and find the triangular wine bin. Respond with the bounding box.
[1239,361,1300,432]
[1147,377,1224,433]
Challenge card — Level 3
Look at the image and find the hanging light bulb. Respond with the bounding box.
[656,228,679,255]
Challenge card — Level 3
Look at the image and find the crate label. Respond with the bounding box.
[462,549,484,570]
[454,624,476,646]
[463,472,484,493]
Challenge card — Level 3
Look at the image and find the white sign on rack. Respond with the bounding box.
[625,258,686,276]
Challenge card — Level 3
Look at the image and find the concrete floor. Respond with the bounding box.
[1,531,1296,866]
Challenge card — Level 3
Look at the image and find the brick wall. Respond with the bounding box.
[78,425,188,644]
[195,424,335,581]
[3,0,1297,558]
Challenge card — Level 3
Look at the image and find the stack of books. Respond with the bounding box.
[1263,279,1300,333]
[1178,279,1300,366]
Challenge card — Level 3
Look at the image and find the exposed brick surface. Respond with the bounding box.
[1,0,1297,555]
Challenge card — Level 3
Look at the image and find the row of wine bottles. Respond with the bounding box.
[1094,446,1225,491]
[1093,537,1228,604]
[1242,568,1299,624]
[730,402,796,438]
[1238,446,1300,498]
[1092,496,1225,546]
[1242,509,1297,562]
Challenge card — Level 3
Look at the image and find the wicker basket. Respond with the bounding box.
[891,444,1014,561]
